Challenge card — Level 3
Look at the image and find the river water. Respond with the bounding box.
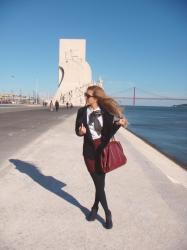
[123,105,187,168]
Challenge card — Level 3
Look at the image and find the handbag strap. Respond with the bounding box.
[110,136,116,142]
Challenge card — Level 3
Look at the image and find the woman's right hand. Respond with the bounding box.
[79,123,86,135]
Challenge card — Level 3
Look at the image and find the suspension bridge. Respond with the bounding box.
[111,87,187,106]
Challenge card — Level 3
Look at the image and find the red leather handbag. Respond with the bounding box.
[100,137,127,173]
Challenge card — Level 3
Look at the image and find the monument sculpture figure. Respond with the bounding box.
[53,39,102,106]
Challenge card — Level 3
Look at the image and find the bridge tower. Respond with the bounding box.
[133,87,136,106]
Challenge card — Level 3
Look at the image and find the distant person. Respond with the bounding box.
[70,103,73,109]
[49,100,53,111]
[75,85,128,229]
[55,100,59,112]
[66,102,69,109]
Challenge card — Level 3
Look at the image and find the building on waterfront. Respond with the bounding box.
[53,39,103,106]
[0,92,37,104]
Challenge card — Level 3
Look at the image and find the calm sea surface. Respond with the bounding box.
[123,105,187,168]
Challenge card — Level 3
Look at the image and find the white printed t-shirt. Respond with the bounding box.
[86,106,103,140]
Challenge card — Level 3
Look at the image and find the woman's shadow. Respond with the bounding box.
[9,159,105,225]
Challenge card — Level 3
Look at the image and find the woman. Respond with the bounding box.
[75,85,128,229]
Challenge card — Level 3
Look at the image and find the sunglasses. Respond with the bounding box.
[84,92,94,98]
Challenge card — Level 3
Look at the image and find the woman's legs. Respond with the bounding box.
[90,172,110,214]
[90,174,99,209]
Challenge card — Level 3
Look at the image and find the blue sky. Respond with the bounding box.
[0,0,187,105]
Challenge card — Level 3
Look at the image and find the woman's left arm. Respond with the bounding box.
[111,121,121,135]
[115,117,128,128]
[111,117,128,136]
[96,116,128,156]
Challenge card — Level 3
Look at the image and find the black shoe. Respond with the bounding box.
[105,210,113,229]
[86,207,98,221]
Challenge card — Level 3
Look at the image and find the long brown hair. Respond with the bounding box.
[87,85,123,118]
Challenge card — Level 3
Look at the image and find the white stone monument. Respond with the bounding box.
[53,39,101,106]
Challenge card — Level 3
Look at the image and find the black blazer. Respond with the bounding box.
[75,105,121,160]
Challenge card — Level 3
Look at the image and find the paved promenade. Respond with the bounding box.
[0,106,75,166]
[0,111,187,250]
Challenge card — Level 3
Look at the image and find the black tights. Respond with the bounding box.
[90,172,110,214]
